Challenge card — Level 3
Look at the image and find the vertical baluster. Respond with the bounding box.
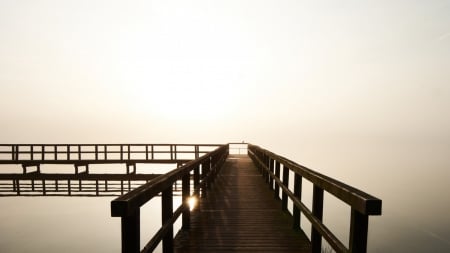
[145,145,149,160]
[121,209,140,253]
[293,173,302,229]
[30,145,34,160]
[162,187,173,253]
[120,145,123,160]
[269,158,274,189]
[282,165,289,211]
[127,145,131,160]
[68,180,71,196]
[16,180,20,195]
[41,145,45,160]
[78,145,81,160]
[174,145,177,161]
[194,166,200,196]
[11,145,15,160]
[274,161,281,199]
[67,145,70,160]
[349,209,369,253]
[182,173,190,229]
[43,180,47,196]
[311,186,324,253]
[105,145,107,160]
[95,145,98,161]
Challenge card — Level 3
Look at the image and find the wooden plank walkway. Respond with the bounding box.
[174,155,312,253]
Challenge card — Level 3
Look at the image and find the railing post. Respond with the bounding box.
[182,173,190,229]
[349,208,369,253]
[11,145,15,160]
[282,165,289,211]
[311,185,324,253]
[121,209,140,253]
[162,187,174,253]
[293,173,302,229]
[268,158,274,188]
[194,165,200,196]
[274,161,281,199]
[202,160,210,190]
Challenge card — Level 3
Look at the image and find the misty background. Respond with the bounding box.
[1,0,450,252]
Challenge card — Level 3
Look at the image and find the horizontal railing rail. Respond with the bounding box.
[248,144,382,253]
[0,144,222,164]
[111,145,228,253]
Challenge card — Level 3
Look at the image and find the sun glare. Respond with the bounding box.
[188,196,198,211]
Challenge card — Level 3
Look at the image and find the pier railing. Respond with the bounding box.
[111,145,228,253]
[248,144,382,253]
[0,144,221,164]
[0,144,222,196]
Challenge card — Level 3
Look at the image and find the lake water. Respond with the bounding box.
[1,143,449,252]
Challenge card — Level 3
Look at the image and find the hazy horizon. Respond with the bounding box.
[1,0,450,252]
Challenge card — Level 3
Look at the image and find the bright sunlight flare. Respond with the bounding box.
[188,196,198,211]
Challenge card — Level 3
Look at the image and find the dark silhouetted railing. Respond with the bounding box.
[0,144,221,164]
[248,144,382,253]
[0,144,222,196]
[110,145,228,253]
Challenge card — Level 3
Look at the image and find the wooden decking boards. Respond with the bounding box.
[174,155,312,253]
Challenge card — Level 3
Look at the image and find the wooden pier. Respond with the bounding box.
[173,155,311,252]
[1,143,382,252]
[111,143,382,253]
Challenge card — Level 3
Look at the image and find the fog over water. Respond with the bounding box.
[1,1,450,252]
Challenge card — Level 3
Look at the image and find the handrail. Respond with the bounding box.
[111,145,229,253]
[248,144,381,253]
[0,144,221,163]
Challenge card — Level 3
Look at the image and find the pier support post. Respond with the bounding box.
[293,174,302,229]
[182,173,190,229]
[121,209,140,253]
[162,187,174,253]
[282,166,289,211]
[274,161,281,199]
[311,186,324,253]
[349,209,369,253]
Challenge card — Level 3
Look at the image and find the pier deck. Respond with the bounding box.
[174,155,311,252]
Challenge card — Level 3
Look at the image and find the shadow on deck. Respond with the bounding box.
[174,155,311,253]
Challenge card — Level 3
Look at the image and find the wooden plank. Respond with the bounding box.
[174,155,311,253]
